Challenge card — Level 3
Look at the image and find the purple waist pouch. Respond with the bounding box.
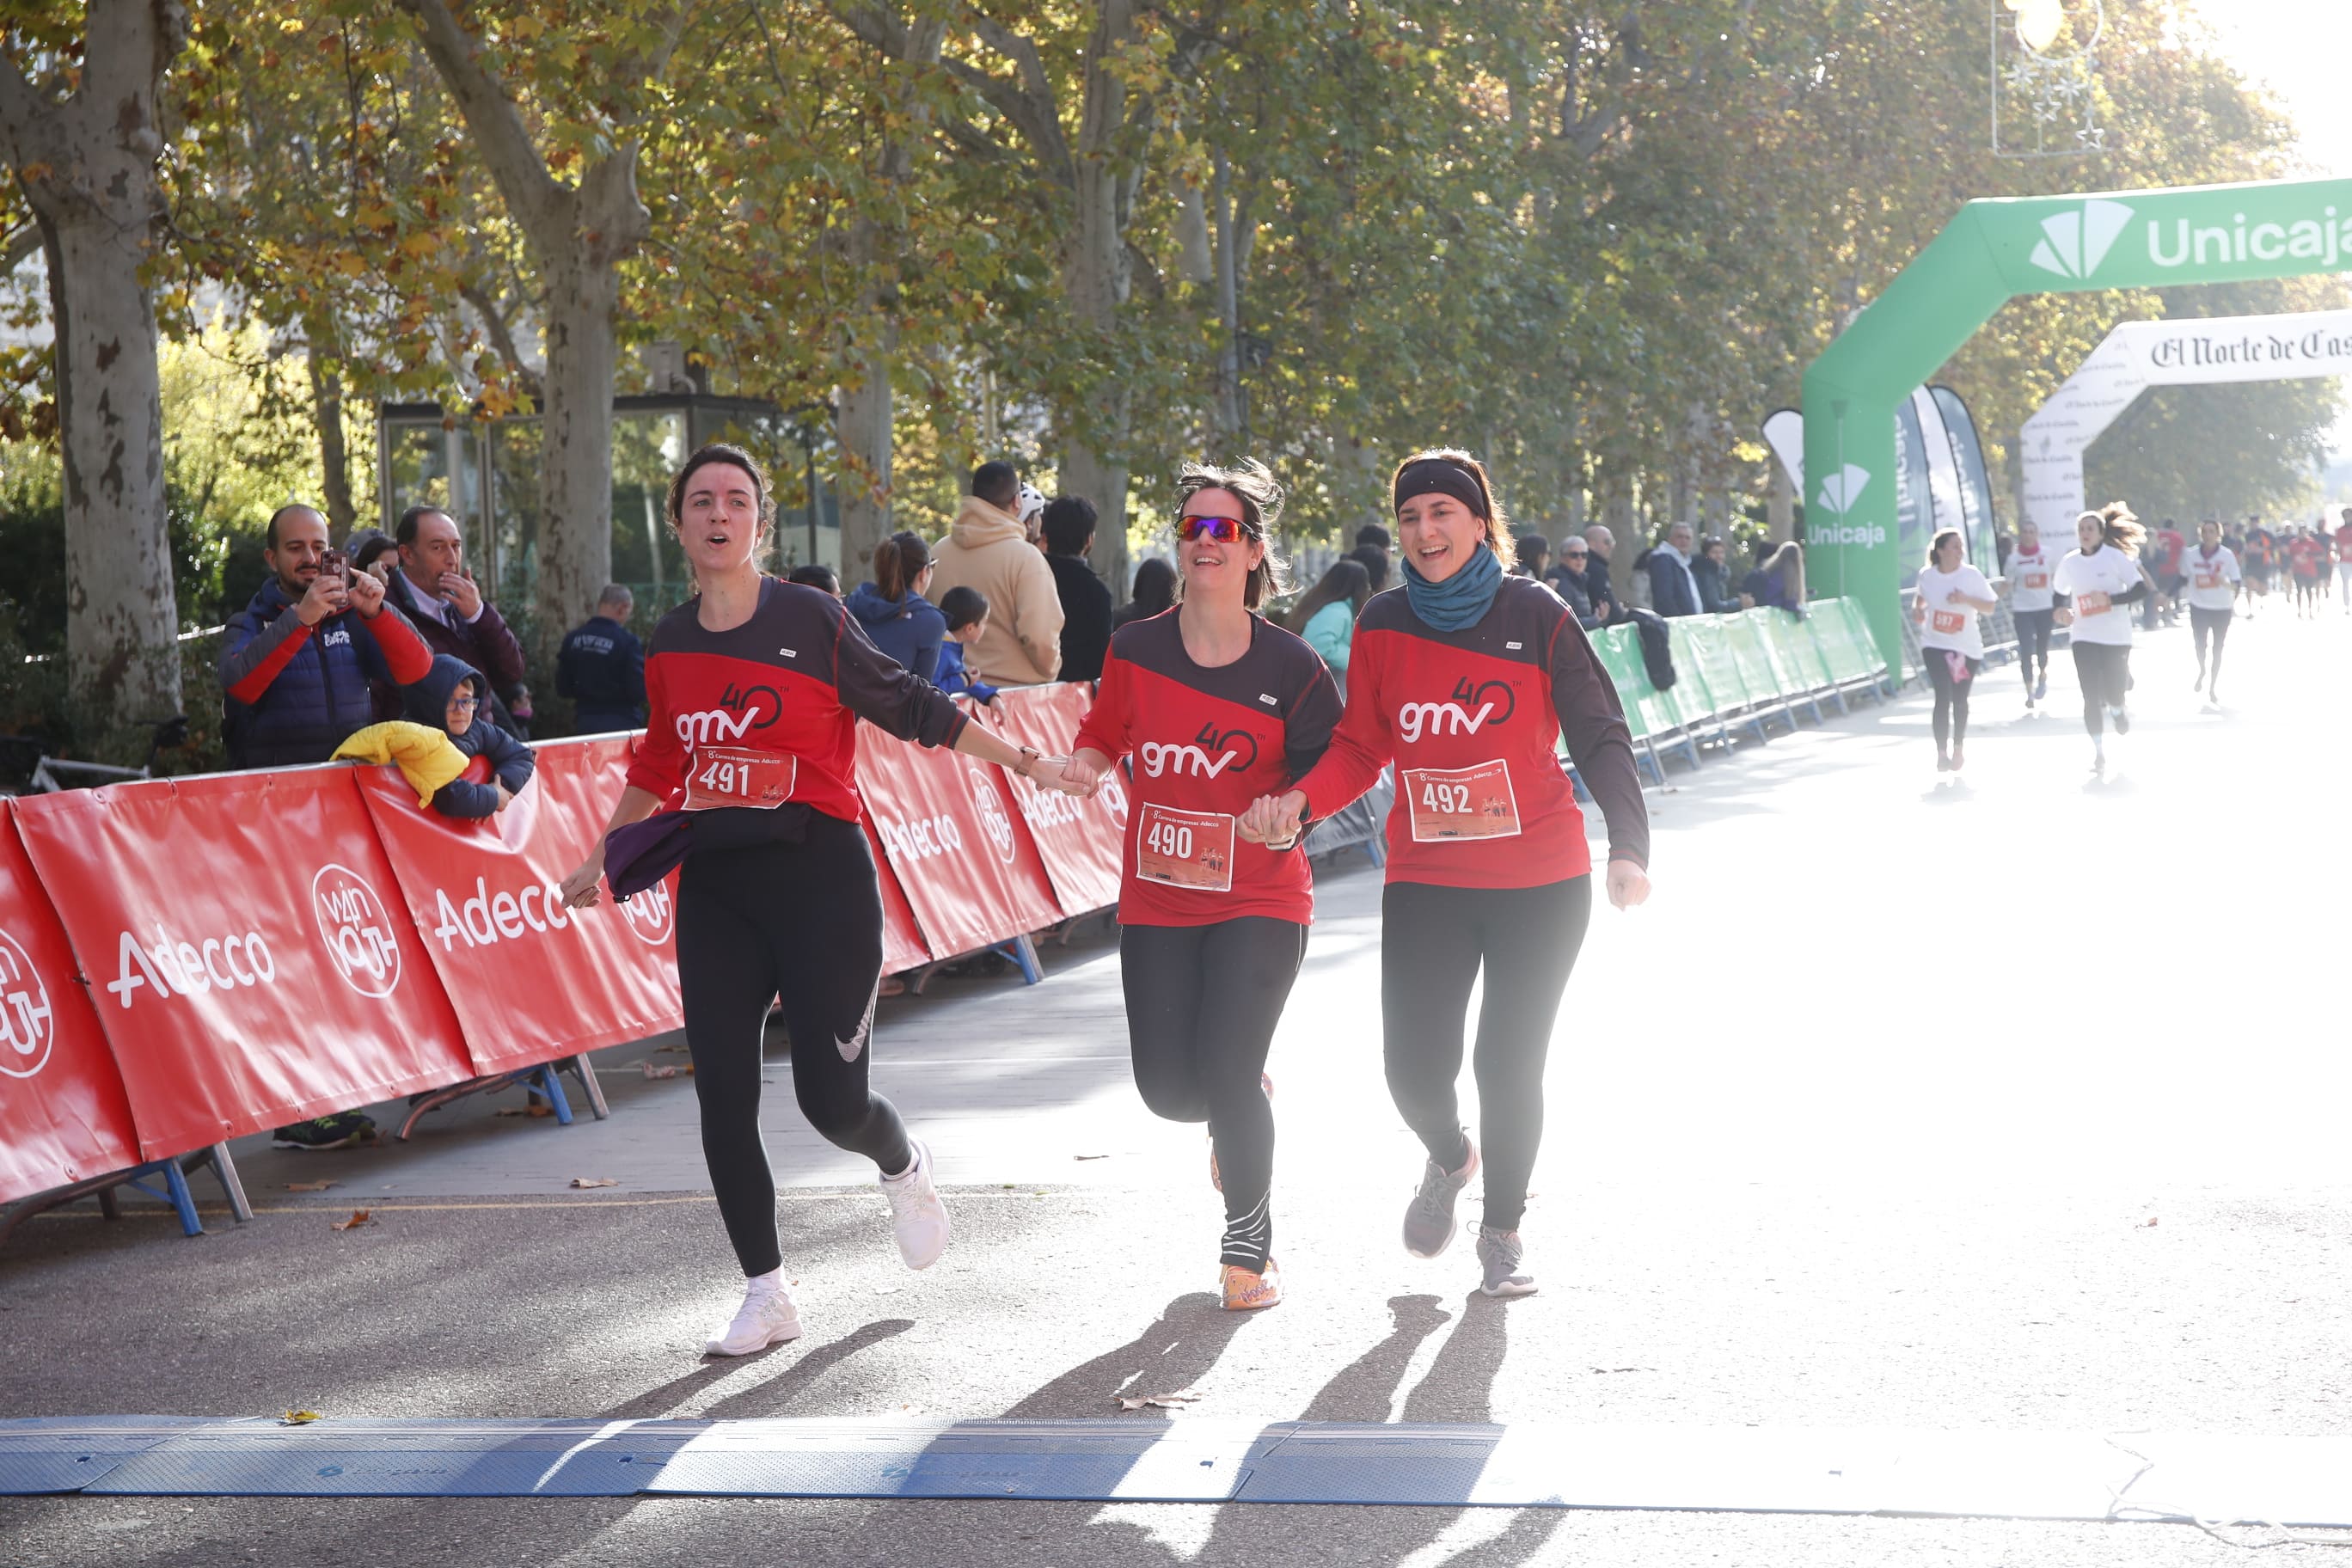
[604,812,694,901]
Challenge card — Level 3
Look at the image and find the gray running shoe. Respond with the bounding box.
[1402,1136,1479,1259]
[1476,1225,1537,1298]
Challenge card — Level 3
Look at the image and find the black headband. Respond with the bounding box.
[1393,459,1488,519]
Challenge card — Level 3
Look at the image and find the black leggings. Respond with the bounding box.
[2014,609,2053,685]
[2070,641,2131,738]
[676,816,911,1277]
[1121,917,1307,1270]
[1381,876,1594,1233]
[1924,648,1979,753]
[2191,606,2232,684]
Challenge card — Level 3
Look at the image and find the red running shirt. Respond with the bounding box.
[627,576,968,823]
[1075,609,1341,927]
[1294,576,1650,890]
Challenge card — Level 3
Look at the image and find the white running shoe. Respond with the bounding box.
[705,1273,801,1357]
[881,1138,951,1270]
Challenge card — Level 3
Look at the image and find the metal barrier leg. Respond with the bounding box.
[205,1142,253,1223]
[527,1063,577,1125]
[565,1055,611,1121]
[991,934,1045,985]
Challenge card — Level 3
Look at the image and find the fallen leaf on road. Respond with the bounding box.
[2144,1216,2159,1227]
[640,1061,681,1080]
[494,1108,528,1118]
[570,1178,618,1189]
[285,1180,336,1192]
[528,1105,555,1118]
[280,1411,321,1426]
[332,1210,371,1231]
[1073,1154,1109,1161]
[1589,1367,1651,1375]
[656,1042,689,1053]
[1113,1389,1202,1412]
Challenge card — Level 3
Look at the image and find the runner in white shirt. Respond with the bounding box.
[2051,504,2152,777]
[2003,520,2057,709]
[2180,518,2241,709]
[1912,530,1999,773]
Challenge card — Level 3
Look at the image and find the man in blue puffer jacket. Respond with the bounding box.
[401,655,535,818]
[220,505,434,769]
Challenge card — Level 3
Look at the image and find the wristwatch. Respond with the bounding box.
[1014,745,1043,779]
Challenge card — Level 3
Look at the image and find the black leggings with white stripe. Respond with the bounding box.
[1121,917,1307,1270]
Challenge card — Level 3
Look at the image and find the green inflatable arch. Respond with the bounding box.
[1802,175,2352,668]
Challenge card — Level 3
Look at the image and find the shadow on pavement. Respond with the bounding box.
[1001,1291,1246,1418]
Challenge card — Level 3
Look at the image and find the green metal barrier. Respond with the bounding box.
[1720,616,1796,732]
[1669,617,1767,743]
[1761,609,1840,717]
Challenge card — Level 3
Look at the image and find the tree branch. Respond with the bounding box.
[459,280,543,401]
[389,0,571,252]
[0,221,38,272]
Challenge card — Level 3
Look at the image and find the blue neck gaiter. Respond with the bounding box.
[1402,542,1504,631]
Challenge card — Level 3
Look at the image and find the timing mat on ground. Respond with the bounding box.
[3,1417,2348,1525]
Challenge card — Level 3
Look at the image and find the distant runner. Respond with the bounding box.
[2052,504,2152,778]
[1912,529,1998,773]
[2004,519,2057,710]
[2182,518,2241,710]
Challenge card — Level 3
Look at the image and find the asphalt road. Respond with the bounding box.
[4,605,2349,1566]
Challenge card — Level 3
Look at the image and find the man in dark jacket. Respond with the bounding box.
[1578,525,1628,624]
[556,584,647,733]
[402,655,535,818]
[383,505,527,727]
[220,505,435,769]
[1041,494,1112,683]
[1646,522,1704,617]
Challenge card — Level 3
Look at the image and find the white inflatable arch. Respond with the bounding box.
[2020,308,2352,538]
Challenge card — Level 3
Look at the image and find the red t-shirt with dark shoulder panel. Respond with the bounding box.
[626,576,967,822]
[1075,609,1341,928]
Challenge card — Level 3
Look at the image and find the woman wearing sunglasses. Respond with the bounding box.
[1240,448,1651,1299]
[1064,460,1341,1311]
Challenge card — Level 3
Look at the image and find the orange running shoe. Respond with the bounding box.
[1221,1259,1282,1311]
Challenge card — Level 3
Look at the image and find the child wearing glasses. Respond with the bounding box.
[402,653,536,817]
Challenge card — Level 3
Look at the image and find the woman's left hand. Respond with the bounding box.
[1605,860,1650,910]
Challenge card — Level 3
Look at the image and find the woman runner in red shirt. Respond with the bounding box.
[1241,449,1651,1298]
[1066,461,1341,1311]
[558,444,1091,1357]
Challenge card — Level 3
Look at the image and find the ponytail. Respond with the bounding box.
[873,530,930,600]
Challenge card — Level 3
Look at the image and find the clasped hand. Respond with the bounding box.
[1237,791,1306,847]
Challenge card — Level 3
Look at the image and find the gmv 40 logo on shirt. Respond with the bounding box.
[1398,679,1515,744]
[673,683,782,747]
[1137,723,1259,779]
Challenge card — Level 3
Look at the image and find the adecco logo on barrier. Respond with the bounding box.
[0,928,55,1080]
[617,879,674,946]
[967,762,1019,866]
[311,863,402,998]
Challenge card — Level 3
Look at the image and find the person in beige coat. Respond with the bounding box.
[926,462,1064,685]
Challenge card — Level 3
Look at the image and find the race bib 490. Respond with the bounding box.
[1136,803,1234,891]
[684,746,797,811]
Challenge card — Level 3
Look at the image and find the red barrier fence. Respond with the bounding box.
[354,739,683,1075]
[0,686,1129,1204]
[0,800,141,1197]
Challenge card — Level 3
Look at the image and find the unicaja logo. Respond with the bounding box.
[0,928,55,1080]
[1815,463,1871,516]
[2029,198,2133,279]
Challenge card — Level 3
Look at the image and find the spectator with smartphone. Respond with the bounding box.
[221,503,435,1154]
[383,505,528,729]
[220,504,434,769]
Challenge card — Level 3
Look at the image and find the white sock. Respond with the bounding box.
[744,1267,783,1295]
